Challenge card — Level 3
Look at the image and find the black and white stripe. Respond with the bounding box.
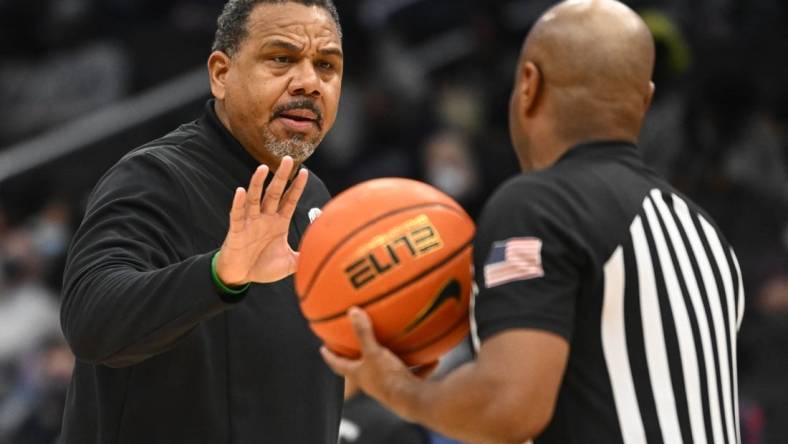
[602,189,742,444]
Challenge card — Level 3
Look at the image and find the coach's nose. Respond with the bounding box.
[289,59,321,98]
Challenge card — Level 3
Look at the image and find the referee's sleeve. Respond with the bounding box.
[472,179,586,343]
[61,152,243,368]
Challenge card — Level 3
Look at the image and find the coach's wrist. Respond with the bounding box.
[211,251,251,296]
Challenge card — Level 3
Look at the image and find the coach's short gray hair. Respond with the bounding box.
[212,0,342,56]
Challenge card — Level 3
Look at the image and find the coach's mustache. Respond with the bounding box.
[271,100,324,129]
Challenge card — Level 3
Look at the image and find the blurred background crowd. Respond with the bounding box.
[0,0,786,443]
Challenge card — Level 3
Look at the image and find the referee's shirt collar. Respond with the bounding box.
[557,140,640,165]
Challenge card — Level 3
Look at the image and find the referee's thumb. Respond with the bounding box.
[348,307,380,354]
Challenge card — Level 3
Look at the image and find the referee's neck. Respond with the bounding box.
[524,132,636,171]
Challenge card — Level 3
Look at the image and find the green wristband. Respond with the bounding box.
[211,252,251,295]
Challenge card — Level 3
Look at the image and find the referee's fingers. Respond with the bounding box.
[412,360,439,379]
[348,307,381,355]
[320,346,358,377]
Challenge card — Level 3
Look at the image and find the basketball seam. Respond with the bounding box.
[394,307,469,354]
[299,203,470,301]
[307,242,473,323]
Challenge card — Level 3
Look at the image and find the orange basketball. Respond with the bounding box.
[295,178,475,366]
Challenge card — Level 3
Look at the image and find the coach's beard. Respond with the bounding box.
[263,130,319,163]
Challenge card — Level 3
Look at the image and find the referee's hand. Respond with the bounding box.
[321,307,424,420]
[215,156,308,286]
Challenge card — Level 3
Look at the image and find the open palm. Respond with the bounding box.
[215,156,309,285]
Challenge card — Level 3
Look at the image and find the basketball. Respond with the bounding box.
[295,178,475,366]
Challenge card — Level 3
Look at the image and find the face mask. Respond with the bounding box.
[428,166,471,200]
[32,222,69,258]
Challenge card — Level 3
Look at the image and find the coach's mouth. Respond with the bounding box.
[271,98,325,132]
[273,108,322,132]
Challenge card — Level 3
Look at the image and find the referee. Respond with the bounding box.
[322,1,744,444]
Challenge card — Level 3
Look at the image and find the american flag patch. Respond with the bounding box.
[483,237,544,288]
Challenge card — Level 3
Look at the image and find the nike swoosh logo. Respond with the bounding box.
[401,279,462,335]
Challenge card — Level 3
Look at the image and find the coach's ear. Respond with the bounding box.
[208,51,231,100]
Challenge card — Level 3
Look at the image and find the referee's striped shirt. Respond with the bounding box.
[472,140,743,444]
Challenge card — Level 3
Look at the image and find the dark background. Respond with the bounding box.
[0,0,786,443]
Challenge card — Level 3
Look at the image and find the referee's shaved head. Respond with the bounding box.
[509,0,656,170]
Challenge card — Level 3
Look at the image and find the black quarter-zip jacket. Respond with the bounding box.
[59,100,343,444]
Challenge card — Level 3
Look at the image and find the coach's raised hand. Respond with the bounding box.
[215,156,309,286]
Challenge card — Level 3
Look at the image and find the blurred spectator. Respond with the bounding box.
[740,400,766,444]
[0,337,73,444]
[740,271,788,443]
[421,130,483,216]
[26,200,72,294]
[0,228,64,444]
[0,230,60,365]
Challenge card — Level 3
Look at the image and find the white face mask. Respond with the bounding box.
[428,166,472,199]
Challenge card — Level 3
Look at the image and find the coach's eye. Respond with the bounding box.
[272,56,291,64]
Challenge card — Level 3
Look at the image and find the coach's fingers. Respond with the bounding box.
[320,346,359,377]
[348,307,381,355]
[228,187,246,234]
[279,168,308,219]
[262,156,293,214]
[246,165,269,217]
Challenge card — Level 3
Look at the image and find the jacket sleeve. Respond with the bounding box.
[61,151,242,368]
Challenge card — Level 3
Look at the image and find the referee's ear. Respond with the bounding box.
[518,61,542,116]
[644,81,655,112]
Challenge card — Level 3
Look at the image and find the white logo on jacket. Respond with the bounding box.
[308,208,322,224]
[338,419,360,442]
